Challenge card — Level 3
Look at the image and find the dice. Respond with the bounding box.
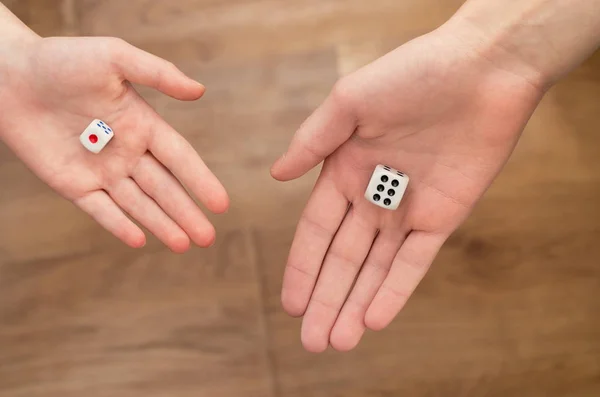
[79,119,114,154]
[364,164,409,210]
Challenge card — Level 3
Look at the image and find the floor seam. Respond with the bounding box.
[249,227,283,397]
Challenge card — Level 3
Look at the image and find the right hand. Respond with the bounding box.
[271,20,545,351]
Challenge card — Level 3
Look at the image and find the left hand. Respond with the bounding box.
[0,36,229,252]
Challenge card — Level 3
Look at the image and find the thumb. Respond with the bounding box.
[111,39,205,101]
[271,81,358,181]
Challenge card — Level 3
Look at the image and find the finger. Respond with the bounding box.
[111,38,205,101]
[148,117,229,214]
[271,80,357,181]
[300,207,378,353]
[74,190,146,249]
[329,229,407,352]
[108,178,190,253]
[365,231,446,331]
[132,153,216,247]
[281,172,349,317]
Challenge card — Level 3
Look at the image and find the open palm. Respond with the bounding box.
[271,28,544,352]
[0,37,229,252]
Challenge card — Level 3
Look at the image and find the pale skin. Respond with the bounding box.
[1,1,599,353]
[0,4,229,253]
[271,0,600,352]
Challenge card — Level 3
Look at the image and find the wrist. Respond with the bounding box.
[440,0,600,91]
[0,5,41,141]
[0,4,40,47]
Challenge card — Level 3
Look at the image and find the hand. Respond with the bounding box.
[271,25,545,352]
[0,36,229,252]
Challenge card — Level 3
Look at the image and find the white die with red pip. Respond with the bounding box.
[80,119,114,153]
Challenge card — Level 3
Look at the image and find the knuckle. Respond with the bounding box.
[105,38,131,71]
[326,249,364,272]
[299,213,334,239]
[301,139,327,160]
[110,37,128,47]
[164,60,177,71]
[344,295,370,312]
[398,251,431,271]
[287,261,317,279]
[330,76,358,109]
[152,61,177,90]
[92,168,116,190]
[367,260,392,275]
[310,295,339,312]
[106,37,127,56]
[381,283,410,300]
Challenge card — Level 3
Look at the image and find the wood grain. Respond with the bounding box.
[1,1,599,396]
[0,231,275,397]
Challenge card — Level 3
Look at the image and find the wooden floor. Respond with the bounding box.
[1,1,600,396]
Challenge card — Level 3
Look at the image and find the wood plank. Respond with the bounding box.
[2,0,600,396]
[3,0,74,37]
[75,0,464,65]
[0,229,275,397]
